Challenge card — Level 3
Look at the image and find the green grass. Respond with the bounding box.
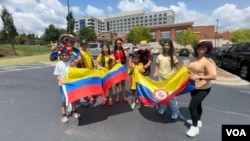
[0,44,52,66]
[0,44,51,56]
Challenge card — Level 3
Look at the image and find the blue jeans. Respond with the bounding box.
[59,86,66,106]
[157,76,179,115]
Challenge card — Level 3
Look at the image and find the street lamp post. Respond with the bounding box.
[215,19,219,47]
[67,0,70,34]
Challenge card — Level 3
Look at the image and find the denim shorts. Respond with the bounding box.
[59,86,66,106]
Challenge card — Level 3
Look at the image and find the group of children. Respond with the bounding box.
[52,34,218,138]
[52,35,181,123]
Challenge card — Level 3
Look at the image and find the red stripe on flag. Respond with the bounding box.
[103,72,128,93]
[67,84,103,104]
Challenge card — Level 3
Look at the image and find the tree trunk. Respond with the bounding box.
[10,40,17,56]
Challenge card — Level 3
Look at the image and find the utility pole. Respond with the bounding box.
[67,0,70,34]
[215,19,219,47]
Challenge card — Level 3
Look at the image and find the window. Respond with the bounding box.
[151,33,156,41]
[161,32,170,39]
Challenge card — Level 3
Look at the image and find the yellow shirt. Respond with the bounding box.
[80,50,94,69]
[156,54,178,79]
[188,57,217,89]
[128,63,143,90]
[96,53,115,69]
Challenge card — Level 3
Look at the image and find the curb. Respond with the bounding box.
[212,68,249,86]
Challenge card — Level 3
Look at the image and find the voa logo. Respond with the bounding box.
[226,129,246,136]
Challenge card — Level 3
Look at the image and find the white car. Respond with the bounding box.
[151,48,160,55]
[125,46,138,56]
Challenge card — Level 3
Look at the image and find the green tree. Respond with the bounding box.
[58,28,67,35]
[0,6,18,55]
[230,28,250,43]
[176,30,199,47]
[127,26,151,45]
[66,11,74,35]
[158,38,166,46]
[77,27,96,42]
[15,34,26,45]
[42,24,60,43]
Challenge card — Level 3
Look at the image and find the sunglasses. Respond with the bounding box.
[116,42,122,45]
[197,45,207,49]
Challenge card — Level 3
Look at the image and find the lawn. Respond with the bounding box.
[0,44,51,56]
[0,44,52,66]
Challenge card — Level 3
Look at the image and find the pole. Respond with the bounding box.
[215,19,219,47]
[67,0,70,34]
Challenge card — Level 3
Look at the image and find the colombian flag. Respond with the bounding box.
[102,63,129,93]
[63,67,105,105]
[135,66,194,105]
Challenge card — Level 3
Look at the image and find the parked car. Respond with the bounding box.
[125,46,138,56]
[87,43,102,57]
[209,47,228,65]
[219,42,250,79]
[151,48,160,55]
[179,48,190,56]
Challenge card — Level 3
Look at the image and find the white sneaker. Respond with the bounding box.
[61,116,69,123]
[73,112,81,119]
[186,126,199,137]
[186,119,202,127]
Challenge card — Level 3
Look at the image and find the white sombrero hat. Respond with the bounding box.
[59,34,78,44]
[136,40,150,50]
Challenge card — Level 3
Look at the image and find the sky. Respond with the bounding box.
[0,0,250,36]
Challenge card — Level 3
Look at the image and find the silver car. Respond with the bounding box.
[87,43,102,57]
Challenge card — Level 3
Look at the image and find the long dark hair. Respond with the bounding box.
[101,43,113,69]
[162,39,176,70]
[114,37,126,63]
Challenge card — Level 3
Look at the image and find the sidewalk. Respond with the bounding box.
[213,67,249,86]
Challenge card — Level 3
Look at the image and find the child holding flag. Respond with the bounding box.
[79,40,97,105]
[97,43,116,106]
[128,53,145,110]
[53,48,80,123]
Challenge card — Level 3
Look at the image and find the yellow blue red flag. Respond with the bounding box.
[102,63,129,93]
[63,67,105,105]
[135,66,194,105]
[62,63,128,105]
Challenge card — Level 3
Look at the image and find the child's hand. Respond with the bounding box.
[59,80,64,86]
[116,60,121,63]
[109,55,115,60]
[139,67,145,73]
[50,41,57,51]
[153,72,159,77]
[70,61,76,67]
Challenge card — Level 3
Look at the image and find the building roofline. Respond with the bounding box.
[149,21,194,29]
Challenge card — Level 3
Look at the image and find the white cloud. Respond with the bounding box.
[107,6,113,14]
[211,3,250,31]
[116,0,250,32]
[85,5,104,17]
[0,0,250,37]
[0,0,68,36]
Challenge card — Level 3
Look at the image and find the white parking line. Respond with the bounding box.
[0,65,52,73]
